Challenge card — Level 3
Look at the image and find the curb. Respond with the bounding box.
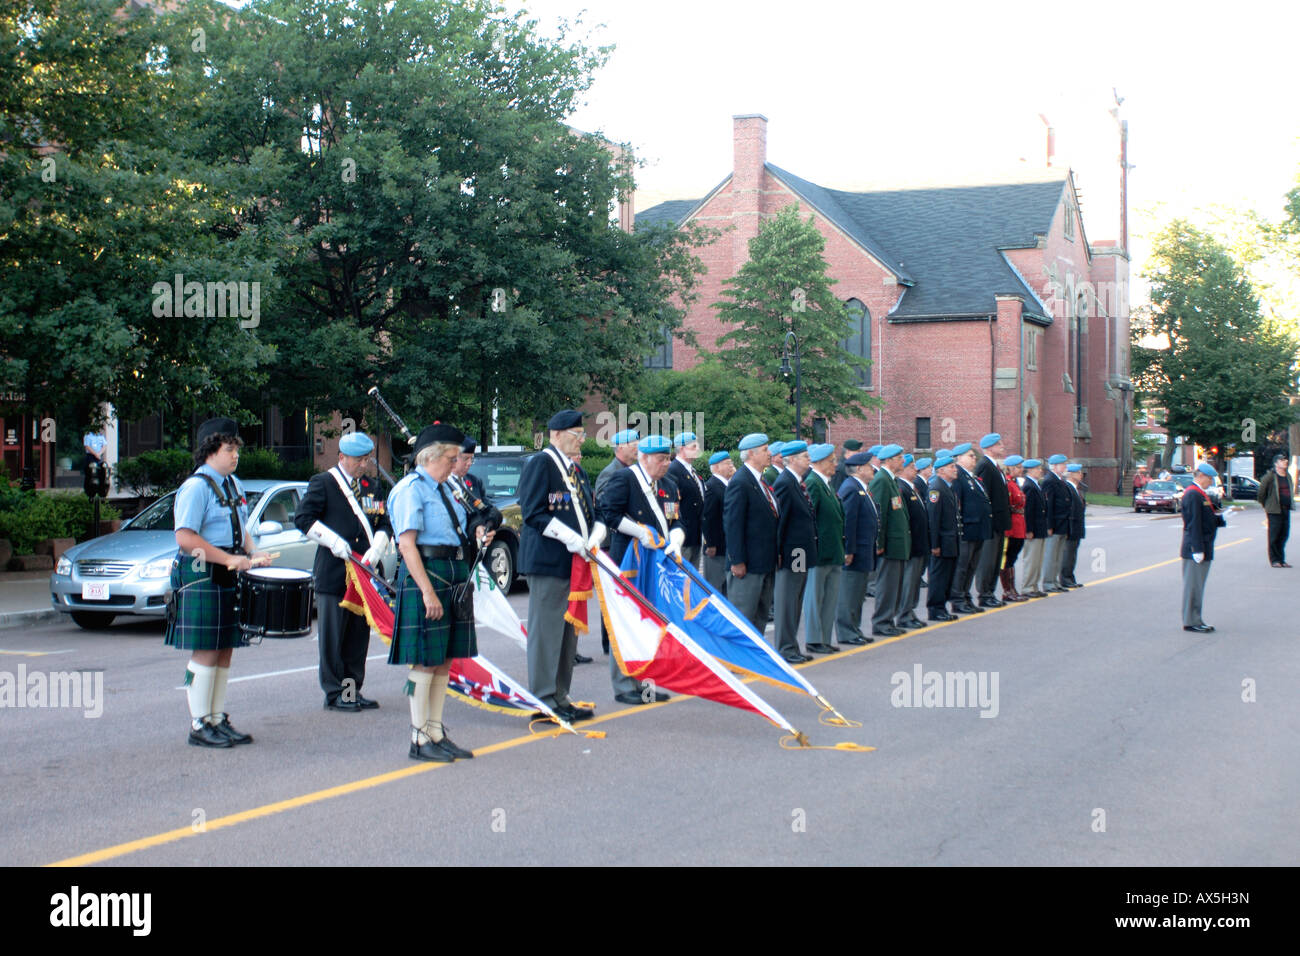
[0,609,63,630]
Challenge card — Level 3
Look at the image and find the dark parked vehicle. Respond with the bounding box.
[467,452,533,593]
[1228,474,1259,500]
[1134,479,1178,513]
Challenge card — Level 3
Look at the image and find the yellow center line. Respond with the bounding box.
[47,533,1256,867]
[0,649,72,657]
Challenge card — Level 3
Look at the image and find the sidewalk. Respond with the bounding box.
[0,571,62,629]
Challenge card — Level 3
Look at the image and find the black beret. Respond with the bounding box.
[461,437,478,453]
[546,409,584,430]
[196,417,239,446]
[842,439,863,450]
[414,423,465,455]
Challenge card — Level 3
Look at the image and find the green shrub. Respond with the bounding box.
[0,491,120,554]
[235,446,282,478]
[115,448,193,495]
[275,457,318,481]
[578,439,613,479]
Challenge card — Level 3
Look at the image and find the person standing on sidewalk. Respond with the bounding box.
[1256,454,1293,567]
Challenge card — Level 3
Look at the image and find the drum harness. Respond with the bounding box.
[166,471,251,635]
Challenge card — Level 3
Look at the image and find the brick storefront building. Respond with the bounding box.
[638,115,1134,492]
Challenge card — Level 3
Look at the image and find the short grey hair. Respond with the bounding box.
[416,441,458,467]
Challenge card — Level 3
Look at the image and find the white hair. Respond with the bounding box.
[416,441,458,467]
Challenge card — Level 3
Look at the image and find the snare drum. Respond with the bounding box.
[237,567,314,640]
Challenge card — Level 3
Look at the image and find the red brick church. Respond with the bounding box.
[637,114,1134,492]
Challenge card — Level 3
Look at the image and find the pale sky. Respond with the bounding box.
[522,0,1300,300]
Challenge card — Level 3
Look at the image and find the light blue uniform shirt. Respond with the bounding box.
[388,469,466,546]
[83,433,106,455]
[174,464,248,548]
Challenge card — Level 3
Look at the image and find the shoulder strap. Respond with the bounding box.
[193,471,242,551]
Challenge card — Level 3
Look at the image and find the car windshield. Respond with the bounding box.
[1144,481,1175,493]
[127,490,263,530]
[469,459,525,498]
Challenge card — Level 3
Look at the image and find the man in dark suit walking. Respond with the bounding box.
[702,451,734,594]
[1181,462,1226,632]
[926,452,962,621]
[835,452,877,645]
[295,432,393,711]
[724,433,779,636]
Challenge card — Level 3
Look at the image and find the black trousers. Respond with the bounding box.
[927,555,956,614]
[1004,536,1025,569]
[1268,511,1291,565]
[317,593,370,702]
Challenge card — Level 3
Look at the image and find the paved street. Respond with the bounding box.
[3,505,1296,866]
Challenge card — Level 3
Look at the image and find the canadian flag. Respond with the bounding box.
[591,550,798,734]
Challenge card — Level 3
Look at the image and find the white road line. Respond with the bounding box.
[173,653,388,689]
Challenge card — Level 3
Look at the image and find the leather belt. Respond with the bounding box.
[418,545,464,560]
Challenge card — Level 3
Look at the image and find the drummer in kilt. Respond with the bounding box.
[166,418,272,748]
[387,423,493,762]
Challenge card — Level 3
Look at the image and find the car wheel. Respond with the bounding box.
[71,611,116,630]
[485,538,516,593]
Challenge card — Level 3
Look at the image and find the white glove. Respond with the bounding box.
[308,521,352,561]
[362,530,391,568]
[586,521,607,553]
[618,517,657,548]
[665,527,686,559]
[543,517,587,554]
[1192,552,1204,564]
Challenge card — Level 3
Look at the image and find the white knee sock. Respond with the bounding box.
[186,662,217,728]
[427,672,450,741]
[407,671,433,743]
[209,665,231,725]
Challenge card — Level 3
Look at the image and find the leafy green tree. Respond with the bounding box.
[1138,220,1298,468]
[0,0,277,424]
[713,205,876,430]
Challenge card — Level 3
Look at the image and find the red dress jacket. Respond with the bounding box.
[1006,471,1027,539]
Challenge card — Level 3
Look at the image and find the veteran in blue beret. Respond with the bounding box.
[772,440,815,662]
[1057,463,1088,589]
[702,450,735,594]
[763,440,786,486]
[974,433,1013,607]
[668,431,706,568]
[948,442,990,614]
[295,429,394,716]
[832,438,863,492]
[802,444,844,652]
[1181,463,1227,632]
[1040,454,1072,592]
[868,444,911,636]
[835,451,878,644]
[894,452,931,629]
[925,452,962,621]
[725,434,779,633]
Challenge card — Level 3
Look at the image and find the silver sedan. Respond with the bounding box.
[49,479,314,630]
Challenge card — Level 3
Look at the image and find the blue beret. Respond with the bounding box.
[638,435,671,454]
[613,429,640,446]
[934,454,955,469]
[980,433,1001,449]
[808,443,834,463]
[1196,462,1217,477]
[708,451,731,466]
[952,442,973,456]
[738,433,769,451]
[902,453,914,467]
[769,441,786,457]
[914,457,932,470]
[1048,454,1068,465]
[339,432,374,456]
[846,452,873,466]
[878,443,903,459]
[868,445,883,457]
[1067,463,1082,473]
[673,432,697,447]
[933,449,950,459]
[1004,455,1024,467]
[547,409,583,430]
[782,440,808,456]
[1022,458,1041,468]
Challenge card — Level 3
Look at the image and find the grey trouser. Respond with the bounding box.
[871,558,905,630]
[1020,537,1045,591]
[836,567,870,644]
[803,563,841,646]
[526,574,579,708]
[1059,538,1081,585]
[1181,558,1212,626]
[774,568,808,657]
[951,538,981,602]
[900,554,926,622]
[976,531,1005,598]
[1041,534,1064,586]
[702,553,728,595]
[728,569,774,635]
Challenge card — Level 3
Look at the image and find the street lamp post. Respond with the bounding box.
[780,330,802,440]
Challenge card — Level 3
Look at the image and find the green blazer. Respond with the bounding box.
[804,470,845,565]
[869,467,912,560]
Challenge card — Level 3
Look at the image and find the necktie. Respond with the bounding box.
[350,476,361,498]
[222,477,243,550]
[567,463,593,524]
[762,478,777,514]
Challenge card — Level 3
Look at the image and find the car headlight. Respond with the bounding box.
[56,556,72,576]
[141,559,173,580]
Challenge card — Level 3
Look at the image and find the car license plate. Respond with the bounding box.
[81,581,110,601]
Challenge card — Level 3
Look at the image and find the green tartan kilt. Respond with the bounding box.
[163,551,244,651]
[388,555,476,666]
